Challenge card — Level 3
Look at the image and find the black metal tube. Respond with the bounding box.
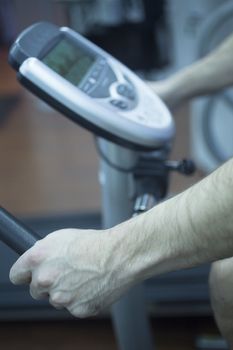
[0,207,40,255]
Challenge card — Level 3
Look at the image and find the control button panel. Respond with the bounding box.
[117,84,135,101]
[89,59,105,80]
[79,59,137,112]
[81,62,117,98]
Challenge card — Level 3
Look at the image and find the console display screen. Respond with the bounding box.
[42,38,95,85]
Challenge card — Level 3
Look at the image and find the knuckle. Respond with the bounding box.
[27,252,42,266]
[27,243,46,266]
[29,285,39,300]
[68,303,100,318]
[29,288,48,300]
[30,279,38,291]
[87,303,100,315]
[50,292,65,306]
[69,307,87,318]
[36,274,53,288]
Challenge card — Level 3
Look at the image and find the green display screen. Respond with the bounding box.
[42,38,95,85]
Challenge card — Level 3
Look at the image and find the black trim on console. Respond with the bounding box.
[8,22,60,70]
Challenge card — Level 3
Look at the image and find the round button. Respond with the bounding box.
[117,84,127,94]
[110,99,128,110]
[117,84,135,101]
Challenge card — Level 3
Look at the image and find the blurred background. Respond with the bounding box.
[0,0,233,349]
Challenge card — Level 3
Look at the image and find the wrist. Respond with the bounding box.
[105,211,170,284]
[166,72,193,106]
[104,215,151,285]
[108,194,191,282]
[148,76,188,109]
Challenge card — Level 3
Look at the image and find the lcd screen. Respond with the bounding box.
[42,38,95,85]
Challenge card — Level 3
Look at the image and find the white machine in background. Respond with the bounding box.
[166,0,233,172]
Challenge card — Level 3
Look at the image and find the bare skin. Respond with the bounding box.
[10,158,233,318]
[148,32,233,348]
[148,32,233,109]
[209,259,233,348]
[9,31,233,347]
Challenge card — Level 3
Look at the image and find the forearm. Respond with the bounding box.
[170,38,233,99]
[149,33,233,108]
[9,158,233,316]
[110,158,233,283]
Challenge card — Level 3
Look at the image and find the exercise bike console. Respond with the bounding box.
[4,22,196,349]
[9,21,175,151]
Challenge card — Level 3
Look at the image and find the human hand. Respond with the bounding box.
[9,228,134,318]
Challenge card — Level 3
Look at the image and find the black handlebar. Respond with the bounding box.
[0,207,39,255]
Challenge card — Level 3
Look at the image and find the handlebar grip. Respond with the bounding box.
[0,207,40,255]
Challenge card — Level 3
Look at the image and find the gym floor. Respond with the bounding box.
[0,318,221,350]
[0,48,222,349]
